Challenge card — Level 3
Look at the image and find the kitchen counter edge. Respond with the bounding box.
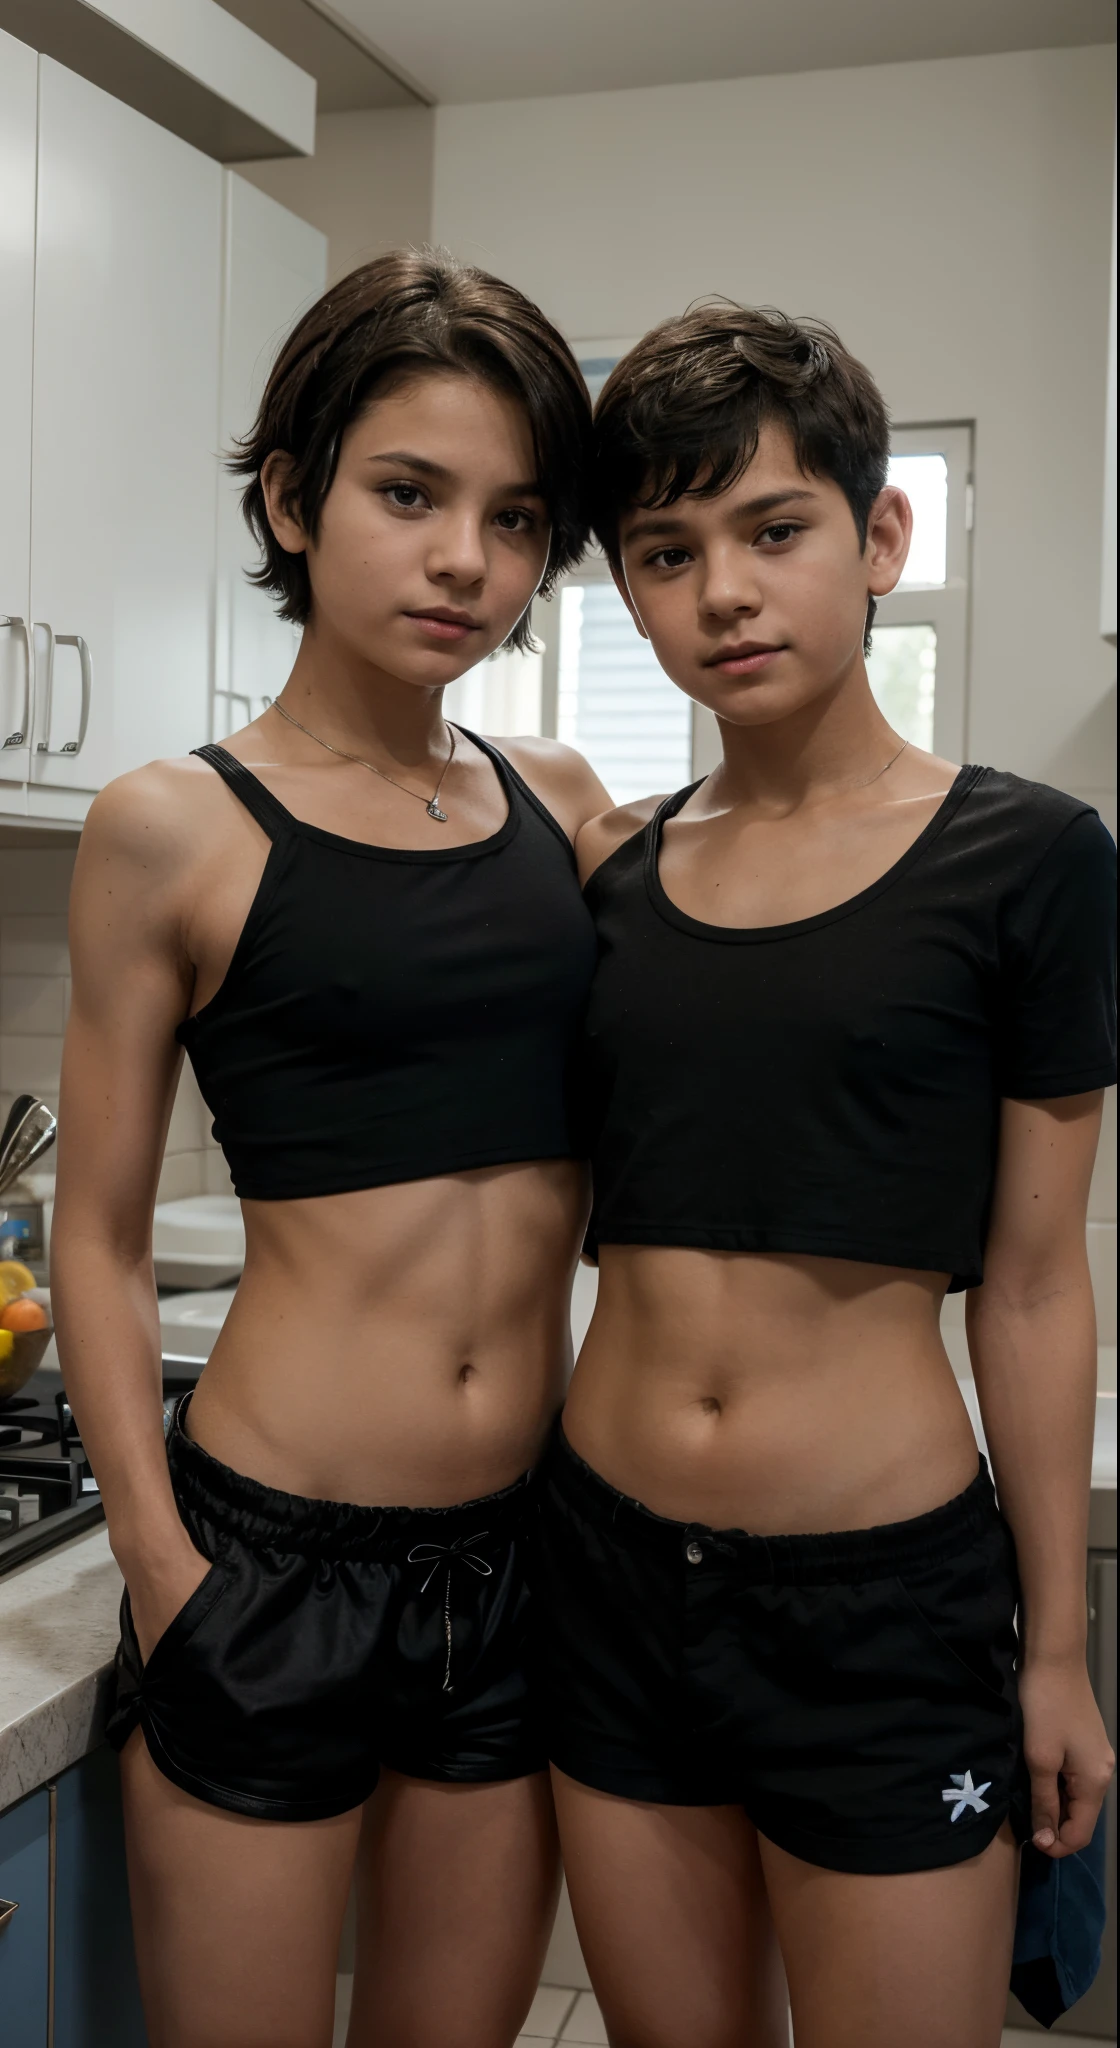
[0,1524,122,1811]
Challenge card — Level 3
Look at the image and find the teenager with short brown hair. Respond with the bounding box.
[53,250,610,2048]
[539,303,1116,2048]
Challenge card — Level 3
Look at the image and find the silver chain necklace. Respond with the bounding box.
[854,735,909,789]
[271,697,456,822]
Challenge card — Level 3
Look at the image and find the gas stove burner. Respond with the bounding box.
[0,1392,62,1448]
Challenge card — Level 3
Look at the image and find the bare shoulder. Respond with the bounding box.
[576,795,664,886]
[486,735,613,842]
[899,746,961,796]
[77,755,227,884]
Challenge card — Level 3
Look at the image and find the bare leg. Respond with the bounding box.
[347,1768,560,2048]
[551,1769,788,2048]
[120,1728,361,2048]
[760,1821,1020,2048]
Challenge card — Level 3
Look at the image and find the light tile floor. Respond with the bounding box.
[334,1975,1111,2047]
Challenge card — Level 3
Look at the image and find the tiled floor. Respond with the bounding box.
[517,1985,606,2043]
[334,1976,1110,2047]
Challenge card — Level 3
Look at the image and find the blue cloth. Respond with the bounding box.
[1010,1804,1109,2027]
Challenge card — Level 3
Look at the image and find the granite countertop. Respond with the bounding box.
[0,1525,122,1811]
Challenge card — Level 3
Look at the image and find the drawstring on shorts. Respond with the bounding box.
[407,1532,493,1692]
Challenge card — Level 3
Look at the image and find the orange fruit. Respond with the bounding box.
[0,1260,36,1305]
[0,1296,48,1332]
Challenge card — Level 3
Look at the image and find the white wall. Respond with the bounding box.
[239,105,434,283]
[433,47,1117,818]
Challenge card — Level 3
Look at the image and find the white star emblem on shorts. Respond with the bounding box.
[942,1770,991,1821]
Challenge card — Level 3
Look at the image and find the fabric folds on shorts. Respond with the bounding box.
[537,1424,1030,1875]
[107,1397,543,1820]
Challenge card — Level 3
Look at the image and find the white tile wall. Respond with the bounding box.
[0,837,220,1210]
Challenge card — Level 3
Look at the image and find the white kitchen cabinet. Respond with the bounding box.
[0,27,38,814]
[0,40,321,828]
[213,174,326,738]
[27,56,224,819]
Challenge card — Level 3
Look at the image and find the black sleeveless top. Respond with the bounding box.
[582,767,1116,1290]
[179,732,597,1200]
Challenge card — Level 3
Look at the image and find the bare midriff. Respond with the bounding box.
[184,1158,586,1507]
[563,1246,980,1535]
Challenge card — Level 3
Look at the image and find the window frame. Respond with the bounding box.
[875,422,974,764]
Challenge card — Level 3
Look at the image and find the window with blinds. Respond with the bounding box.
[556,582,692,804]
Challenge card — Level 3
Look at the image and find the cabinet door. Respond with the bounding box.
[0,1787,49,2046]
[53,1748,147,2048]
[28,58,223,819]
[0,27,37,814]
[213,174,326,740]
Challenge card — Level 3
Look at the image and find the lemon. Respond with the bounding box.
[0,1261,36,1306]
[0,1329,13,1360]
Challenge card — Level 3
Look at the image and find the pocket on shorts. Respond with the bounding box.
[892,1531,1019,1707]
[140,1547,230,1679]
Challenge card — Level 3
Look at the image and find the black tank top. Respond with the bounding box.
[178,732,597,1200]
[582,767,1115,1289]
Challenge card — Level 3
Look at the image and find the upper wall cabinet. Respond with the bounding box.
[213,174,326,740]
[28,55,223,819]
[0,33,325,828]
[0,28,37,817]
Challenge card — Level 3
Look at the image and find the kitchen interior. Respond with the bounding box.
[0,0,1116,2042]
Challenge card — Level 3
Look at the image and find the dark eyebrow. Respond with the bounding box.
[366,450,545,497]
[366,449,452,478]
[623,488,817,543]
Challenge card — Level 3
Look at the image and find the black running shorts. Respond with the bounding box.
[538,1426,1030,1875]
[107,1398,544,1820]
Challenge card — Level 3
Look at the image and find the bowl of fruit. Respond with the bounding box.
[0,1261,52,1400]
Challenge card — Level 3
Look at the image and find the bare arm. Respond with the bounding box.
[967,1090,1115,1855]
[52,767,213,1658]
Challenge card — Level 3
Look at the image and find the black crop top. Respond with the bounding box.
[179,733,597,1200]
[582,766,1116,1289]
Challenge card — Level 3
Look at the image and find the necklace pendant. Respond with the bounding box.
[426,801,448,823]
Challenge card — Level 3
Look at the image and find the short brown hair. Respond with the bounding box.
[593,303,890,650]
[231,248,593,650]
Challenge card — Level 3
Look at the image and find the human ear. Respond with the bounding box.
[261,451,309,557]
[610,559,651,642]
[864,485,913,598]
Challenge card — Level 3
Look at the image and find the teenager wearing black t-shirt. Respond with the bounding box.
[536,306,1116,2048]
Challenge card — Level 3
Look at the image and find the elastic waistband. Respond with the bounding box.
[547,1423,1000,1585]
[168,1395,531,1558]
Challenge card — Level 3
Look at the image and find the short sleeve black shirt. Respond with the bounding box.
[582,767,1117,1289]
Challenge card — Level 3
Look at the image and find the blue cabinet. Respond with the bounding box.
[0,1752,146,2048]
[53,1748,147,2048]
[0,1786,50,2046]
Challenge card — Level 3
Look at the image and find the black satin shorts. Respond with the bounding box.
[538,1426,1030,1875]
[106,1397,544,1820]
